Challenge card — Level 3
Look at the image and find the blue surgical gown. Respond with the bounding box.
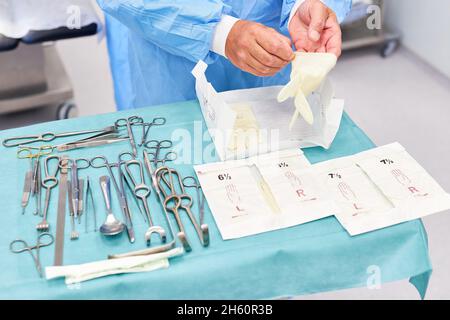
[97,0,352,110]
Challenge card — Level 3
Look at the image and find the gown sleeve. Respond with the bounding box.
[97,0,230,62]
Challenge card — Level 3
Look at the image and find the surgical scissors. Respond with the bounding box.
[37,155,60,231]
[10,232,54,277]
[182,176,206,226]
[115,116,144,158]
[139,117,166,146]
[144,139,177,167]
[2,126,116,148]
[124,159,166,246]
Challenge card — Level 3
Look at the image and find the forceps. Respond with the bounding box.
[17,146,53,214]
[2,126,116,148]
[182,176,206,226]
[115,116,144,158]
[37,155,60,231]
[59,158,90,219]
[139,117,166,146]
[124,159,166,246]
[10,233,54,277]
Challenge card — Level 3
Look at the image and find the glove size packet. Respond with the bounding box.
[195,149,336,239]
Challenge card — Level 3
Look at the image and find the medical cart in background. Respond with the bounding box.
[341,0,400,57]
[0,23,98,120]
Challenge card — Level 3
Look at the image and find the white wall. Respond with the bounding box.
[384,0,450,79]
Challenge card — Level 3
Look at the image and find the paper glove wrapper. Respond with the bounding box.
[278,52,337,128]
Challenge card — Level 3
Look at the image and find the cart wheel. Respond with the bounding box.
[56,101,78,120]
[381,40,399,58]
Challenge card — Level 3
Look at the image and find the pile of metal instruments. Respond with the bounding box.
[3,115,209,277]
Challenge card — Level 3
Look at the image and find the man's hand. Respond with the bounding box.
[226,20,295,77]
[289,0,342,57]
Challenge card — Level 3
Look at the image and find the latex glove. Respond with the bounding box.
[45,248,183,284]
[277,52,337,129]
[226,20,295,77]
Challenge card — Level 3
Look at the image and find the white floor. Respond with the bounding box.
[1,33,449,299]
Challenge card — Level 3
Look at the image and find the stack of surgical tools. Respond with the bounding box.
[3,115,209,278]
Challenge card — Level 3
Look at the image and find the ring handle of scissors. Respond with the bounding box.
[182,176,200,189]
[128,116,144,125]
[143,139,172,149]
[150,117,166,126]
[90,155,110,169]
[37,232,55,247]
[118,151,134,164]
[9,239,31,253]
[17,145,54,159]
[163,151,178,162]
[58,158,90,170]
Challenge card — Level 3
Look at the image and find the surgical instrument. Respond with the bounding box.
[124,159,166,245]
[157,167,210,251]
[33,160,42,216]
[78,178,85,223]
[115,116,143,158]
[10,233,54,277]
[139,117,166,146]
[17,145,53,215]
[36,155,60,232]
[144,140,177,194]
[144,139,177,167]
[90,153,144,242]
[84,176,97,233]
[99,176,125,236]
[21,171,32,214]
[67,182,79,240]
[54,156,68,266]
[182,175,207,226]
[59,158,90,220]
[2,126,116,148]
[56,134,128,152]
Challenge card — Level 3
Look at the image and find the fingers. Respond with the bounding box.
[250,43,287,69]
[308,0,327,42]
[322,15,342,57]
[256,28,295,62]
[247,51,280,76]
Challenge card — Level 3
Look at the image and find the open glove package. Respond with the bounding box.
[191,53,344,161]
[195,143,450,239]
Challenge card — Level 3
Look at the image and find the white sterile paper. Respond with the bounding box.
[0,0,101,39]
[195,149,336,239]
[191,61,344,161]
[346,142,450,235]
[313,156,396,235]
[314,143,450,235]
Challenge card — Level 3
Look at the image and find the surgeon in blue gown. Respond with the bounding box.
[97,0,352,110]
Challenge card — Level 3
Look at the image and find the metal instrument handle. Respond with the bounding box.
[100,176,112,214]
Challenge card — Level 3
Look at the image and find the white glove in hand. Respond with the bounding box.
[277,52,337,129]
